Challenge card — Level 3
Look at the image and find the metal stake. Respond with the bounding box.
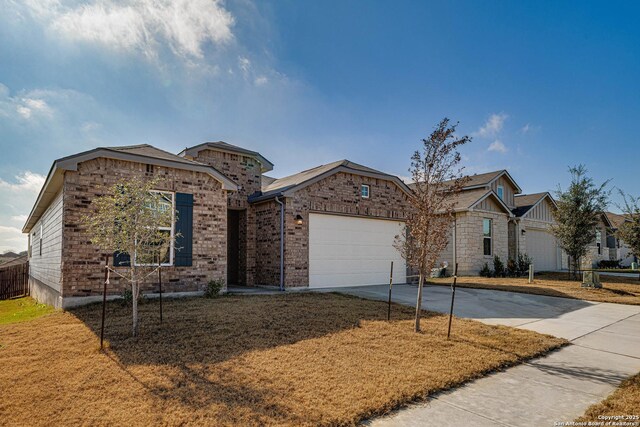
[387,261,394,321]
[100,255,110,350]
[158,259,163,324]
[447,263,459,340]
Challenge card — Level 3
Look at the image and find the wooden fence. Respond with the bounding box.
[0,261,29,300]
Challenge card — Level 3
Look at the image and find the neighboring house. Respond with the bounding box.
[512,192,562,271]
[559,213,615,269]
[24,142,412,307]
[433,171,562,275]
[604,212,637,267]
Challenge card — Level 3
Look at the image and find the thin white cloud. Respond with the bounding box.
[0,172,45,251]
[22,0,235,62]
[0,171,46,193]
[475,113,508,138]
[0,225,27,252]
[521,123,531,133]
[488,139,507,153]
[254,76,268,86]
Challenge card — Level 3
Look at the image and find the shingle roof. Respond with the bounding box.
[446,188,495,211]
[512,192,549,217]
[23,144,239,233]
[107,144,206,166]
[447,170,504,188]
[251,159,410,202]
[605,211,631,229]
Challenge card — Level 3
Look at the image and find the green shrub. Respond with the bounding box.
[517,252,533,276]
[493,256,505,277]
[479,263,492,277]
[204,279,225,298]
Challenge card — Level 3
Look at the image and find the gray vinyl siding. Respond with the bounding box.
[526,198,554,222]
[490,176,516,208]
[29,190,64,291]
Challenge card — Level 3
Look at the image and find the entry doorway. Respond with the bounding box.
[227,209,241,286]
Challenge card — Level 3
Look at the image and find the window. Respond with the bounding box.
[595,229,602,255]
[483,218,492,256]
[134,191,175,266]
[497,185,504,201]
[361,184,370,198]
[39,224,43,256]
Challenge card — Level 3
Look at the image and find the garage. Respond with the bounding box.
[526,228,559,272]
[308,213,406,288]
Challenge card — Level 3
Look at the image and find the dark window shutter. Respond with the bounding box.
[175,193,193,267]
[113,251,131,267]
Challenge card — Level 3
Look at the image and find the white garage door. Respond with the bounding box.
[309,213,406,288]
[527,229,558,272]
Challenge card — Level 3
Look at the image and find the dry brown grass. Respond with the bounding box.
[429,272,640,305]
[0,293,565,426]
[577,371,640,422]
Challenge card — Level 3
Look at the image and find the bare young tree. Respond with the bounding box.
[396,118,470,332]
[617,191,640,279]
[551,165,609,280]
[81,177,176,336]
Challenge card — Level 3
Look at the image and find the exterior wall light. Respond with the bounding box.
[295,214,304,225]
[521,229,526,235]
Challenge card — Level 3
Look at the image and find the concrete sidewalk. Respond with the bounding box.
[327,284,640,426]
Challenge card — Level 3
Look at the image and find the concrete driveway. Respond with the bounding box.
[327,284,640,426]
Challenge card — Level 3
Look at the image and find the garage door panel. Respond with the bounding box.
[527,228,558,272]
[309,214,406,288]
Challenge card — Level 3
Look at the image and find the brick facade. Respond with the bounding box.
[190,149,262,285]
[61,158,228,297]
[253,172,411,288]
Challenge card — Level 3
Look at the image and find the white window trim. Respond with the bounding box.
[497,185,504,201]
[134,191,175,267]
[483,218,492,257]
[361,184,370,199]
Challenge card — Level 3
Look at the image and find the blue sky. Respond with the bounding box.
[0,0,638,252]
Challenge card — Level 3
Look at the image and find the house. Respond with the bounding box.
[604,212,636,267]
[512,192,562,271]
[434,171,562,275]
[23,145,238,308]
[23,142,412,307]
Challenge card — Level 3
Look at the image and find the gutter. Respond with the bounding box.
[275,196,285,291]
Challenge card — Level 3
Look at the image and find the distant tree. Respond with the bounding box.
[396,118,470,332]
[551,165,609,280]
[81,177,176,336]
[616,191,640,278]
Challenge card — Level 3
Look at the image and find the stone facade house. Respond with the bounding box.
[435,171,563,275]
[605,212,637,267]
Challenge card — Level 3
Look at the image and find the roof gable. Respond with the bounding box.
[250,160,411,203]
[180,141,274,173]
[513,192,557,218]
[23,144,238,233]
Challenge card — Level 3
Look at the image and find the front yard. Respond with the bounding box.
[429,272,640,305]
[0,293,565,426]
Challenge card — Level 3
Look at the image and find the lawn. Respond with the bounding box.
[0,293,565,426]
[428,272,640,305]
[577,371,640,422]
[0,297,55,325]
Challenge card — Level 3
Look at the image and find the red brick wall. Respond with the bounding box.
[61,158,228,297]
[252,171,411,287]
[192,148,260,285]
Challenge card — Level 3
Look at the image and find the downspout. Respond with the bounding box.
[275,196,285,291]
